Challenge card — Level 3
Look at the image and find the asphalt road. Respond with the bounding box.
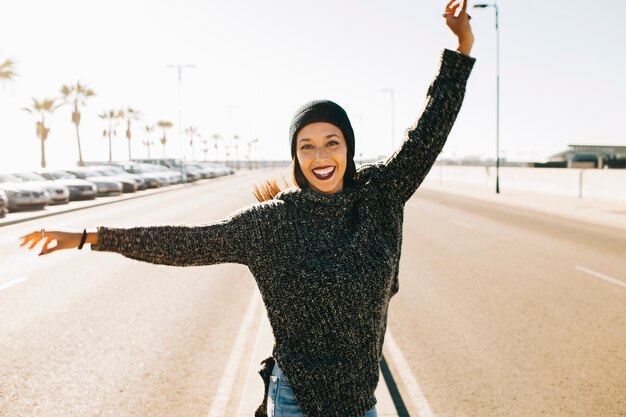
[1,171,624,417]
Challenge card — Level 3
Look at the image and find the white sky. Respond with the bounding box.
[1,0,624,171]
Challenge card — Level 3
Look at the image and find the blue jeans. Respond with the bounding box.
[267,361,377,417]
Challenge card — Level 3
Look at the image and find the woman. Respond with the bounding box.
[20,2,474,416]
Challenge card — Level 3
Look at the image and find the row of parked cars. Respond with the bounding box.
[0,160,235,218]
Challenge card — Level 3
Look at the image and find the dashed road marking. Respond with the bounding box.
[385,328,436,417]
[207,291,260,417]
[449,218,472,229]
[0,276,28,292]
[575,266,626,289]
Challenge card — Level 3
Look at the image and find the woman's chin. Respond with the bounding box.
[310,180,341,195]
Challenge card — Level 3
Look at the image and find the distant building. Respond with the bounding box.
[547,145,626,169]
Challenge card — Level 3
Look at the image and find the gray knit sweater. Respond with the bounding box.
[92,49,475,417]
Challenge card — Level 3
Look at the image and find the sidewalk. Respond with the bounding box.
[419,181,626,231]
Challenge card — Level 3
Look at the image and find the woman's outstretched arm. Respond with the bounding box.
[378,0,475,204]
[19,203,267,267]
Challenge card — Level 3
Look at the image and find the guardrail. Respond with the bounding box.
[423,165,626,202]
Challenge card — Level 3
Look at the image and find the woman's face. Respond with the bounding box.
[296,122,348,195]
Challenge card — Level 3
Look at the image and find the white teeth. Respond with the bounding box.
[313,167,334,175]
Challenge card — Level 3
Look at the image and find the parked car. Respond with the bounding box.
[0,173,49,211]
[0,189,7,218]
[132,158,191,182]
[181,164,201,182]
[183,162,218,179]
[67,167,133,194]
[142,164,185,184]
[13,171,70,205]
[197,161,234,176]
[60,169,123,196]
[88,168,139,193]
[90,165,146,191]
[133,158,182,170]
[38,169,98,201]
[107,162,164,188]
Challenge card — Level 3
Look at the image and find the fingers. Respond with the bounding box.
[444,0,457,16]
[444,0,462,18]
[443,0,471,20]
[29,234,42,249]
[18,230,57,254]
[19,233,32,246]
[40,238,52,256]
[19,231,40,246]
[39,235,62,255]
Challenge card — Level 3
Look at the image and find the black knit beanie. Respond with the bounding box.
[289,100,355,159]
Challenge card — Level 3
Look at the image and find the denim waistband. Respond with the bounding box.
[271,360,289,382]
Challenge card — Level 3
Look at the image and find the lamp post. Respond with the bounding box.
[381,88,396,155]
[167,63,195,177]
[474,2,501,193]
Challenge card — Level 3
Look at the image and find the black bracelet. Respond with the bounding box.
[78,229,87,250]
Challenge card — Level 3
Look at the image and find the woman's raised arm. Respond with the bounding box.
[377,0,475,204]
[19,203,267,267]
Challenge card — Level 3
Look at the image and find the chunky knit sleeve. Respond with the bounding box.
[378,49,475,204]
[90,203,264,267]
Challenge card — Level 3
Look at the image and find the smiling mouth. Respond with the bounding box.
[312,166,336,181]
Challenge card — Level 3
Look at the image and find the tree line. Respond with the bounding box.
[0,55,250,168]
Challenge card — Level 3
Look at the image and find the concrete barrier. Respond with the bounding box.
[422,165,626,202]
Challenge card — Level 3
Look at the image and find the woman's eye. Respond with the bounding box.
[301,145,313,150]
[328,140,339,146]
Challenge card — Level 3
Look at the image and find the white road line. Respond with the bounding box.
[575,266,626,289]
[449,218,472,229]
[207,291,260,417]
[236,306,270,415]
[384,329,436,417]
[0,276,28,292]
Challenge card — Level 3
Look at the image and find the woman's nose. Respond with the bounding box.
[315,148,329,161]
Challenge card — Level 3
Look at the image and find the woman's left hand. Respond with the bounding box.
[19,229,84,256]
[443,0,474,55]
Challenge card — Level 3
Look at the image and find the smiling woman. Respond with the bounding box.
[295,120,350,196]
[253,100,358,201]
[19,1,475,416]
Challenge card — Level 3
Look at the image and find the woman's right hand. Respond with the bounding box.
[19,230,85,256]
[444,0,474,56]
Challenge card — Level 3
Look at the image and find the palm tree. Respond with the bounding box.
[225,144,231,167]
[157,120,173,158]
[0,58,17,83]
[99,109,124,162]
[246,140,253,169]
[247,139,259,170]
[142,124,155,158]
[211,133,221,162]
[252,138,259,169]
[232,134,241,169]
[200,137,209,162]
[60,81,96,166]
[184,126,200,161]
[123,107,142,160]
[22,98,62,168]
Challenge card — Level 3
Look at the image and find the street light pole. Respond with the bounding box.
[381,88,396,155]
[167,63,195,177]
[474,2,501,193]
